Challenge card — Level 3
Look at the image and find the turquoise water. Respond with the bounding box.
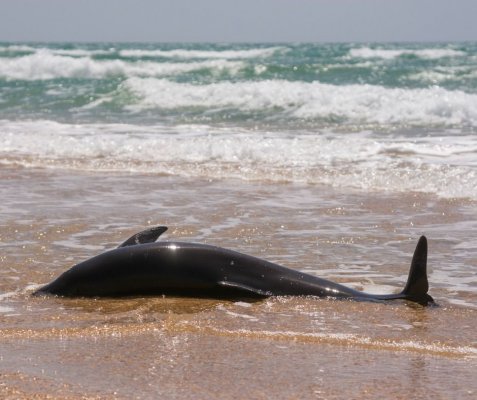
[1,42,477,198]
[1,42,477,126]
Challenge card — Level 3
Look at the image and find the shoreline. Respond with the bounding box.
[0,166,476,399]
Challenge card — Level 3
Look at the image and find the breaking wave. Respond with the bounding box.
[0,52,244,80]
[121,78,477,128]
[0,45,282,81]
[119,46,284,59]
[349,47,466,60]
[1,120,476,199]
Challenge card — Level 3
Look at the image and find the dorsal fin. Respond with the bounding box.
[118,226,168,248]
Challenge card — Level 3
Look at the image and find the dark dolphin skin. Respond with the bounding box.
[34,226,434,305]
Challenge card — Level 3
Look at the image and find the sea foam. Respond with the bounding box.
[1,120,476,199]
[121,78,477,128]
[119,47,284,59]
[349,47,466,60]
[0,52,244,80]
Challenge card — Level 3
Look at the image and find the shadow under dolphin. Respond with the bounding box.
[34,226,434,305]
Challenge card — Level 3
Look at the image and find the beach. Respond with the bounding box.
[0,167,476,399]
[1,42,476,398]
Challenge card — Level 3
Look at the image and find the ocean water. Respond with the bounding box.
[1,42,476,198]
[1,43,477,398]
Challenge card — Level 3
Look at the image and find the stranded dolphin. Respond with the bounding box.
[34,226,433,305]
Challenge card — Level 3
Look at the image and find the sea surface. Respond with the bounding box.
[1,42,477,198]
[0,42,476,399]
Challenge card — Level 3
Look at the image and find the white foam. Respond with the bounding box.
[122,78,477,127]
[408,67,477,85]
[0,52,244,80]
[0,45,115,56]
[49,48,115,57]
[1,120,476,200]
[349,47,466,60]
[0,44,36,53]
[0,290,18,301]
[205,327,477,357]
[0,290,18,314]
[119,47,284,59]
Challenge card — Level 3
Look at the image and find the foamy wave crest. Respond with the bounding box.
[0,52,244,80]
[123,78,477,127]
[408,67,477,85]
[1,120,476,199]
[119,46,284,59]
[0,46,114,57]
[349,47,466,60]
[0,44,37,53]
[49,48,115,57]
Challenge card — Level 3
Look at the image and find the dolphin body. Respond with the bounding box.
[34,226,433,305]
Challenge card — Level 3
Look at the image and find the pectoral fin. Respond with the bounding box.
[217,280,271,297]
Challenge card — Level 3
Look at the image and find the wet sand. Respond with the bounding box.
[0,167,476,399]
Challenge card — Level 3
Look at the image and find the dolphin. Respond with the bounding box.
[34,226,433,305]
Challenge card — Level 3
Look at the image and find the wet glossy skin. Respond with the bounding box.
[35,235,432,304]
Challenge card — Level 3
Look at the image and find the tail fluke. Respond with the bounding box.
[400,236,433,304]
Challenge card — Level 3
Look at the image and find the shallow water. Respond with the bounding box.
[1,40,477,399]
[0,167,476,399]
